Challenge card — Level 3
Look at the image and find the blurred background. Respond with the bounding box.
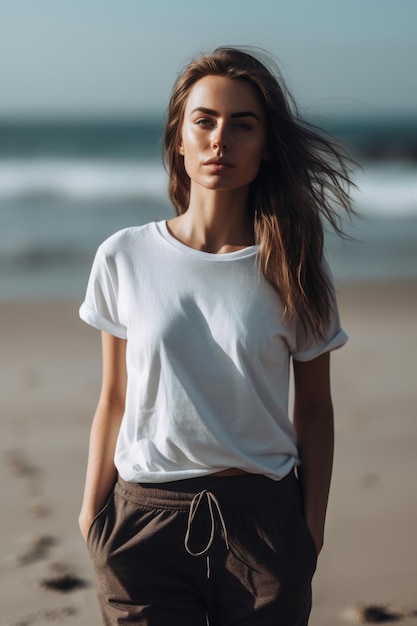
[1,3,416,624]
[1,0,416,299]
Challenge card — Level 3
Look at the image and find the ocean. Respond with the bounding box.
[1,117,416,300]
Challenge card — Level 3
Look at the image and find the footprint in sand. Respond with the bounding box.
[3,605,77,625]
[344,603,417,623]
[4,450,42,499]
[17,535,56,566]
[3,452,87,623]
[27,502,50,519]
[4,449,49,517]
[4,563,87,623]
[39,561,89,593]
[361,472,379,489]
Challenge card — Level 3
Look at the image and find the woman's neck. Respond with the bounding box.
[167,187,255,254]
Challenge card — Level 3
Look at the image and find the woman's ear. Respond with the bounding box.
[178,142,185,156]
[262,149,271,161]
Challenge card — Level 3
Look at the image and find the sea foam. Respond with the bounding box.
[0,158,416,217]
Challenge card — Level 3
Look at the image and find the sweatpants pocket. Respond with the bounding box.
[86,489,115,554]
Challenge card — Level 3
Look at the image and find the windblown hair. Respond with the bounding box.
[163,46,355,337]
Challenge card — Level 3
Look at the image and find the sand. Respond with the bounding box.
[1,280,416,625]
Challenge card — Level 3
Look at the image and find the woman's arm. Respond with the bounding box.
[292,352,334,556]
[79,331,127,542]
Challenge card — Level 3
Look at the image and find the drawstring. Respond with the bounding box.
[184,490,229,577]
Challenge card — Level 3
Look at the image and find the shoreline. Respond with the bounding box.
[1,279,416,625]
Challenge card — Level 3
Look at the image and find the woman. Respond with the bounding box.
[79,46,353,625]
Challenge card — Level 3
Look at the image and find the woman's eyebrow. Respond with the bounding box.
[190,107,260,121]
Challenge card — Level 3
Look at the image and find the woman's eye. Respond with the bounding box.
[194,119,252,130]
[195,118,214,127]
[234,122,252,130]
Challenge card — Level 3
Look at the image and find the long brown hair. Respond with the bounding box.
[163,46,355,337]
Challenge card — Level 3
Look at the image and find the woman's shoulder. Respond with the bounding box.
[97,221,160,258]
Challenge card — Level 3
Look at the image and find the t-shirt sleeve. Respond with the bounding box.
[79,245,127,339]
[291,260,348,362]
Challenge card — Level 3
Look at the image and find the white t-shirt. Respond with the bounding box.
[79,220,347,482]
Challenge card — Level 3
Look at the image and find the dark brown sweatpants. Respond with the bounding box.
[87,470,317,625]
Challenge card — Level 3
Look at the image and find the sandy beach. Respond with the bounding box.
[1,280,416,625]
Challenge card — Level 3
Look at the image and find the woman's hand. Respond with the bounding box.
[79,511,95,543]
[306,517,324,557]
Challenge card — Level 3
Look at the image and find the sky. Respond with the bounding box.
[0,0,416,119]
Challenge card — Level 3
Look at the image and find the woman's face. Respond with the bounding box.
[179,75,267,195]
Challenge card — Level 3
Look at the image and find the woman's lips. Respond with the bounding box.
[203,158,234,173]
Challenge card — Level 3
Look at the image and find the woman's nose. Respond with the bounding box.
[211,125,229,152]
